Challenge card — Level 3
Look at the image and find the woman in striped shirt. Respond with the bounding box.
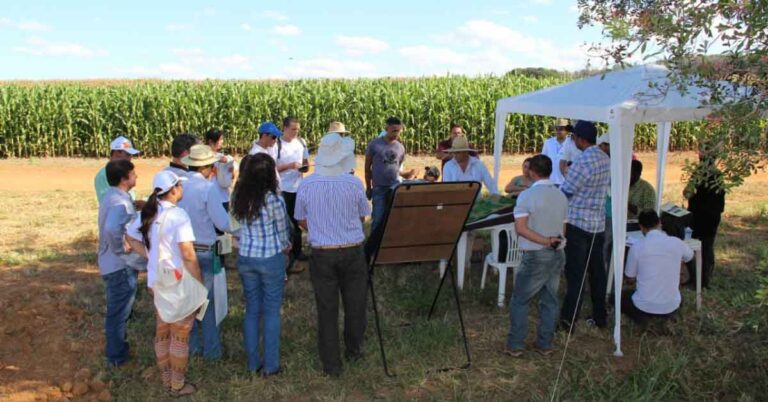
[231,153,292,376]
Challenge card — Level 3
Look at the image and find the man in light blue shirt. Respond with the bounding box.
[177,144,232,360]
[94,136,140,204]
[98,159,139,366]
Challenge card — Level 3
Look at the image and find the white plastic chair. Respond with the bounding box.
[481,224,523,307]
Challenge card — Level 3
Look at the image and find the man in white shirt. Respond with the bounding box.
[556,120,582,178]
[249,121,282,160]
[442,136,499,195]
[277,116,310,272]
[540,119,572,185]
[623,210,694,325]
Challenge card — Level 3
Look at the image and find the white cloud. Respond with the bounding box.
[241,23,253,32]
[272,24,301,36]
[569,5,580,13]
[285,57,376,78]
[336,35,390,55]
[522,16,539,23]
[12,37,107,58]
[0,18,50,31]
[166,23,191,32]
[262,10,288,21]
[114,64,205,80]
[172,48,204,57]
[399,46,467,66]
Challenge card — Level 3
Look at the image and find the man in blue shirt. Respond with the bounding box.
[559,121,611,330]
[98,159,139,366]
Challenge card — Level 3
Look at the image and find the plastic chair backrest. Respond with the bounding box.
[491,224,523,265]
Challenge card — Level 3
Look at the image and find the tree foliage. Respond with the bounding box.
[577,0,767,192]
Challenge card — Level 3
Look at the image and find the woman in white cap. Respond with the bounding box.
[230,153,292,376]
[126,170,207,397]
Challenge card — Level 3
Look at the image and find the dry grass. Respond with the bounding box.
[0,155,767,401]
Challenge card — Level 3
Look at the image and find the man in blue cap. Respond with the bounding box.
[249,121,283,160]
[559,120,611,330]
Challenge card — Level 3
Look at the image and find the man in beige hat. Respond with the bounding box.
[442,136,498,195]
[295,130,371,377]
[177,144,232,361]
[540,118,573,185]
[436,123,478,170]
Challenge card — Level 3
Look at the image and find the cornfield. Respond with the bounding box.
[0,75,705,158]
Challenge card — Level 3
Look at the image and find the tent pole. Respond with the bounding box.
[655,122,672,213]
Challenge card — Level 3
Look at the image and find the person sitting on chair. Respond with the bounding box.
[622,210,694,326]
[504,154,568,357]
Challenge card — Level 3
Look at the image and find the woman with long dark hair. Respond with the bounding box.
[231,153,292,376]
[126,171,206,397]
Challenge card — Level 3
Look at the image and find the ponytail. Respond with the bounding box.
[139,188,161,250]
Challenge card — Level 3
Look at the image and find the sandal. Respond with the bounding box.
[169,382,197,398]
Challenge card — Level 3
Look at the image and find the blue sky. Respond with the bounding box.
[0,0,607,80]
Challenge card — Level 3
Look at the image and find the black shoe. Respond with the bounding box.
[262,367,282,378]
[323,368,341,378]
[296,252,309,261]
[345,352,363,363]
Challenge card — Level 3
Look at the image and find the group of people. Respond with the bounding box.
[95,114,726,395]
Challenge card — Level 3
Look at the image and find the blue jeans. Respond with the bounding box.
[371,185,394,232]
[189,250,222,360]
[103,267,138,366]
[238,253,286,373]
[507,249,564,350]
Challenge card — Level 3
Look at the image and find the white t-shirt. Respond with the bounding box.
[127,201,196,289]
[277,137,309,193]
[625,229,694,314]
[557,136,582,174]
[541,136,571,185]
[249,142,281,188]
[214,154,235,202]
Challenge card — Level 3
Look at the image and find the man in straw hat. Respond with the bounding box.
[541,118,573,186]
[442,135,499,195]
[177,144,232,360]
[436,123,478,170]
[295,129,371,377]
[95,135,141,204]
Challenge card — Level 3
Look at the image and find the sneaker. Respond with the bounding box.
[585,317,607,329]
[502,346,524,357]
[534,346,555,357]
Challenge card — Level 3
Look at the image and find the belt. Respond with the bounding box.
[193,244,214,252]
[312,242,362,250]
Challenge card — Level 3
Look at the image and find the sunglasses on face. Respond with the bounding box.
[270,135,278,140]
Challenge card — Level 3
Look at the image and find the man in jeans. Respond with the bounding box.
[559,121,611,330]
[364,117,416,231]
[504,154,568,357]
[296,130,371,377]
[98,159,140,366]
[178,144,232,360]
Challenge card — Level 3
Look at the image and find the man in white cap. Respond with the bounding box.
[177,144,232,361]
[541,119,573,186]
[95,136,140,204]
[295,128,371,377]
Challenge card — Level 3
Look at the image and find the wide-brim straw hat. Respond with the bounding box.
[314,132,356,176]
[445,135,477,153]
[553,118,571,128]
[182,144,219,167]
[327,121,350,134]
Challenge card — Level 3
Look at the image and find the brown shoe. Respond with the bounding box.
[534,346,555,357]
[502,346,524,357]
[287,263,305,274]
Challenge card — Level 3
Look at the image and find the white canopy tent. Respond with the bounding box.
[492,64,712,356]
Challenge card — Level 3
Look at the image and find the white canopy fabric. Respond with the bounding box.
[492,64,712,356]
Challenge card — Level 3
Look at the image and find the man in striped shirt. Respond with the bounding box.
[559,121,611,330]
[295,131,371,377]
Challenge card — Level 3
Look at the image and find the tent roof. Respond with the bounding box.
[496,64,713,123]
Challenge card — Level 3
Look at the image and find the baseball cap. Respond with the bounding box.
[152,170,187,194]
[258,122,283,137]
[572,121,598,143]
[110,136,140,155]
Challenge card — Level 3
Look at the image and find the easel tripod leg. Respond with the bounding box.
[368,275,395,377]
[447,264,472,368]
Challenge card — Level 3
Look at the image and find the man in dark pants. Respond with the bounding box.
[295,130,371,377]
[559,121,611,330]
[276,116,310,273]
[685,150,725,288]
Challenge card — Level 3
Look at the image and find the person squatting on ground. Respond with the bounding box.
[559,120,611,330]
[98,159,140,367]
[622,210,694,326]
[177,144,232,361]
[127,171,207,397]
[231,153,292,376]
[296,130,372,377]
[504,154,569,357]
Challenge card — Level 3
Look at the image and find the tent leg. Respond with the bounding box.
[368,269,395,377]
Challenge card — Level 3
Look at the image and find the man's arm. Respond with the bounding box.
[105,204,132,255]
[480,162,499,194]
[298,219,308,231]
[179,241,203,282]
[560,159,588,199]
[514,216,557,247]
[681,240,694,263]
[207,187,231,232]
[559,159,569,176]
[625,245,639,279]
[126,235,147,259]
[364,152,373,197]
[277,161,302,172]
